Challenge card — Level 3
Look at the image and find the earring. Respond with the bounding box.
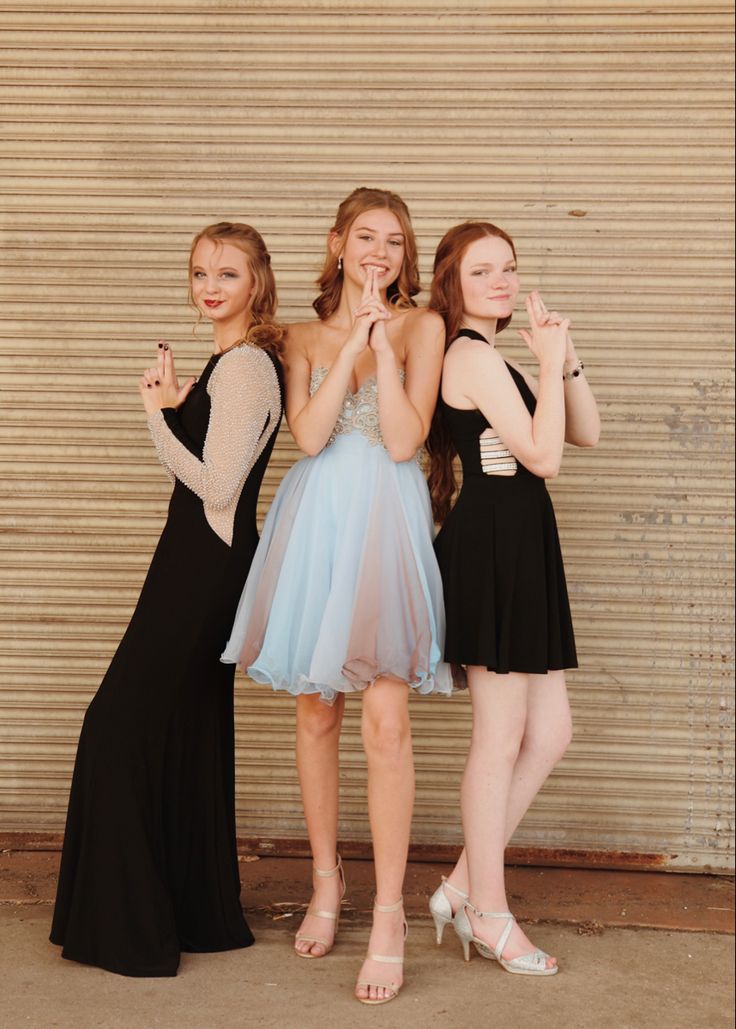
[337,256,343,272]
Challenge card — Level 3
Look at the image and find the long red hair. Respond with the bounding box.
[313,187,420,320]
[426,221,518,523]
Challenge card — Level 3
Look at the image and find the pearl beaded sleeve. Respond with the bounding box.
[147,344,281,546]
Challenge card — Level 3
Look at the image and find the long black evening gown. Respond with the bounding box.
[434,328,577,674]
[50,342,283,977]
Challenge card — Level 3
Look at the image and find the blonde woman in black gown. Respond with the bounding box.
[426,221,599,976]
[50,223,284,977]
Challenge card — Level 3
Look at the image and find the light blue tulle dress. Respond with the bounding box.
[221,366,453,704]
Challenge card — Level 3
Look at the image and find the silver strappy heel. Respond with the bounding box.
[453,902,558,976]
[428,876,469,945]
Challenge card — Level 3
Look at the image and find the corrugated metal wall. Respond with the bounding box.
[0,1,733,871]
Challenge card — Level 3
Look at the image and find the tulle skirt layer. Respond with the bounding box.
[222,432,453,704]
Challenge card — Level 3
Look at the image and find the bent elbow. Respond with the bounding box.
[529,458,561,480]
[569,427,600,448]
[292,432,323,457]
[386,443,417,463]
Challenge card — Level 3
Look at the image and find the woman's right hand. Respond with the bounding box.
[517,292,569,372]
[343,267,390,356]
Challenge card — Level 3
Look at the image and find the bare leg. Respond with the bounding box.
[460,667,558,966]
[355,677,414,1002]
[446,670,571,906]
[294,692,345,957]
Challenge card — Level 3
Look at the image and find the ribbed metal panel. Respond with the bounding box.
[0,1,732,871]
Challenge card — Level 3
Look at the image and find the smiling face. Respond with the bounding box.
[459,235,520,323]
[190,238,256,330]
[336,207,406,291]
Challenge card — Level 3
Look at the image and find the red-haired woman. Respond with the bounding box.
[426,221,599,976]
[51,223,284,977]
[223,188,452,1004]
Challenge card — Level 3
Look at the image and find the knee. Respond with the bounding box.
[523,714,573,768]
[361,713,411,763]
[297,699,342,742]
[471,711,527,767]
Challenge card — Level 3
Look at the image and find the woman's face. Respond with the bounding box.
[459,235,519,322]
[337,208,406,291]
[190,238,255,326]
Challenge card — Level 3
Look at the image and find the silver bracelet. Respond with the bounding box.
[563,360,585,381]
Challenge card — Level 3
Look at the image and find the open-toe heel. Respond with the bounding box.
[453,902,558,976]
[356,898,408,1005]
[294,854,346,959]
[428,876,468,946]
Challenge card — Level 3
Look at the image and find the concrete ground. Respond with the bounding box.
[0,852,733,1029]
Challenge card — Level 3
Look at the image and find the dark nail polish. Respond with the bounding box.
[146,384,152,389]
[163,345,169,351]
[158,342,163,349]
[155,380,160,385]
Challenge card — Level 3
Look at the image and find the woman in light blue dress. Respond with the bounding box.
[222,187,452,1004]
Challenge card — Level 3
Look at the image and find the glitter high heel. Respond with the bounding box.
[453,902,558,976]
[428,876,469,945]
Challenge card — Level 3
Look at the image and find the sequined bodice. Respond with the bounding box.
[309,365,406,449]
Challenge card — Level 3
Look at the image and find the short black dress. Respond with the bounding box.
[433,329,577,674]
[50,343,283,977]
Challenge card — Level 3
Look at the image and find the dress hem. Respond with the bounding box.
[246,663,453,706]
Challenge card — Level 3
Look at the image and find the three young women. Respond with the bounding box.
[222,187,453,1004]
[427,221,600,975]
[50,222,284,977]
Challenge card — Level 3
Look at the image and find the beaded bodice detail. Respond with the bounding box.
[309,365,406,449]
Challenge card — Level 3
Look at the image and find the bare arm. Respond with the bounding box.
[373,309,445,462]
[508,297,600,447]
[450,294,569,478]
[561,346,600,447]
[285,272,387,456]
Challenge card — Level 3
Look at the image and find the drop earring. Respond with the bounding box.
[337,256,343,272]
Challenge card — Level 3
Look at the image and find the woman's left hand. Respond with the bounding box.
[138,342,196,415]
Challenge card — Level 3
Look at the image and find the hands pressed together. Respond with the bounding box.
[518,291,579,373]
[344,267,392,357]
[139,342,197,415]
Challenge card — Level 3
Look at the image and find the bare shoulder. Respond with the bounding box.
[286,318,320,349]
[400,306,444,333]
[285,319,322,365]
[400,307,446,356]
[445,334,502,369]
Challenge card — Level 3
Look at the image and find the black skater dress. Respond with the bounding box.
[433,329,577,674]
[50,342,283,977]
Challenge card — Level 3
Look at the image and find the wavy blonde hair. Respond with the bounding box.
[313,187,421,320]
[189,222,286,354]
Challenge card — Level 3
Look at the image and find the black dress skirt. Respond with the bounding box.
[50,347,283,976]
[433,329,577,675]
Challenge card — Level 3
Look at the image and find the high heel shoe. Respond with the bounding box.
[355,898,408,1005]
[428,876,469,945]
[453,902,558,976]
[294,854,346,959]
